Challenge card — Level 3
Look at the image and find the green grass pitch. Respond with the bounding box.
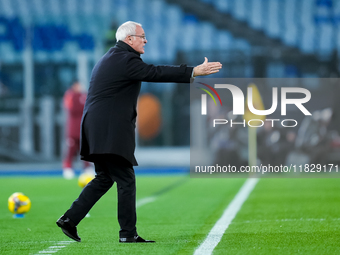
[0,175,340,254]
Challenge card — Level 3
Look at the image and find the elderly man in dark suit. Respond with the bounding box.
[56,21,222,243]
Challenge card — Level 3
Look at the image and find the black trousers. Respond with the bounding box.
[64,155,137,238]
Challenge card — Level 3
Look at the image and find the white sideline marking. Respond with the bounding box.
[35,241,74,255]
[194,178,259,255]
[136,196,157,208]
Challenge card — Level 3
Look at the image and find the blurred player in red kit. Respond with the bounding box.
[63,81,92,179]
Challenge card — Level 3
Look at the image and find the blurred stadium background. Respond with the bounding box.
[0,0,340,170]
[2,1,340,255]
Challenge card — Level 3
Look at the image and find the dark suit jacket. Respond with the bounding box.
[80,41,193,165]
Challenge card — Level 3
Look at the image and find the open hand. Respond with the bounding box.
[193,57,222,77]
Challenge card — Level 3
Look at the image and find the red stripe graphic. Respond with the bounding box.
[198,82,223,106]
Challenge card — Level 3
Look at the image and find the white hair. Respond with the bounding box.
[116,21,142,42]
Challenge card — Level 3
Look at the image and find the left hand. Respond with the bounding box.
[193,57,222,77]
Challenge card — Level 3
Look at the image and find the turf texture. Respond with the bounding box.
[0,176,339,254]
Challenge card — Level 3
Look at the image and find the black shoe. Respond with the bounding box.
[56,215,81,242]
[119,235,155,243]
